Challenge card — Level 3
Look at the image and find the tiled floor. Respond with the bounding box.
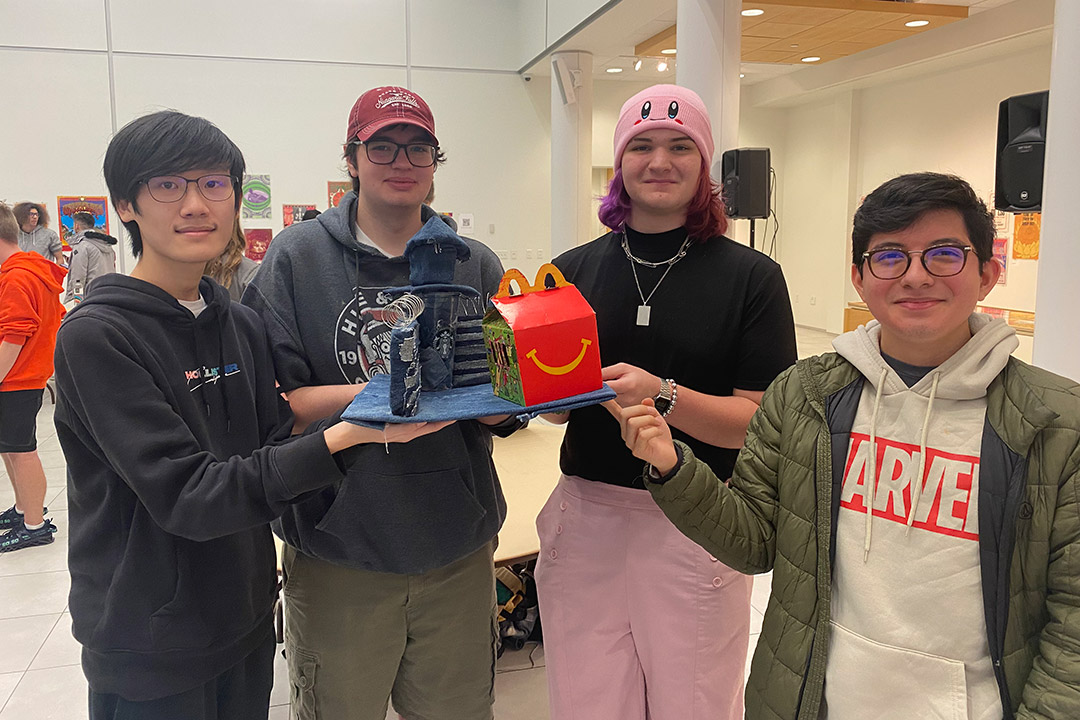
[0,327,836,718]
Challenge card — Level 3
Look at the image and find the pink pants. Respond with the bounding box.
[535,475,752,720]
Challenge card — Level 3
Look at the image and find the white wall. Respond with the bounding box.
[0,0,555,275]
[747,39,1053,335]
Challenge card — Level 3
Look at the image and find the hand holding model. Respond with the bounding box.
[323,419,453,454]
[601,363,662,408]
[603,399,678,476]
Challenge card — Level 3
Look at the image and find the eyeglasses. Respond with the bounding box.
[142,174,236,203]
[354,140,438,168]
[862,244,974,280]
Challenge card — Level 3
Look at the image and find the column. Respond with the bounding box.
[675,0,742,169]
[1032,1,1080,381]
[550,51,593,257]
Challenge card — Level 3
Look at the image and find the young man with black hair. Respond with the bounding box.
[613,172,1080,719]
[54,110,446,720]
[0,201,65,551]
[65,210,117,303]
[243,86,516,720]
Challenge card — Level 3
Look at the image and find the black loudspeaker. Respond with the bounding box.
[995,90,1048,212]
[721,147,771,219]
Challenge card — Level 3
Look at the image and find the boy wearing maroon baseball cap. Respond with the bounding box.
[243,87,516,719]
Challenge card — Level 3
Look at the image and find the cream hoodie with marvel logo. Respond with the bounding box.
[825,314,1017,720]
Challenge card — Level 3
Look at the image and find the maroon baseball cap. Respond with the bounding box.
[345,86,438,149]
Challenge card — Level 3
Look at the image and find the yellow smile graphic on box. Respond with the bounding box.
[526,339,592,376]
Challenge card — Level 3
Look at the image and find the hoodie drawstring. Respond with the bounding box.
[863,367,887,561]
[354,250,363,383]
[217,315,232,433]
[906,371,940,532]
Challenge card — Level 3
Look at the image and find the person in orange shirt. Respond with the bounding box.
[0,202,66,551]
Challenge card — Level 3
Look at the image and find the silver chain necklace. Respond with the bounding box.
[621,233,693,326]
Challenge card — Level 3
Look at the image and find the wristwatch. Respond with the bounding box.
[653,378,676,417]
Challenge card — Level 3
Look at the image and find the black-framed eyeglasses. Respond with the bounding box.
[353,140,438,168]
[862,244,974,280]
[142,174,236,203]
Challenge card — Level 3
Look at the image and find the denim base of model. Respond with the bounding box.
[343,375,615,428]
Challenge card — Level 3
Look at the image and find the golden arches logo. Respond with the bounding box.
[525,339,592,376]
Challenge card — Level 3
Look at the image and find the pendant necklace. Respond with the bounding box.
[621,233,693,327]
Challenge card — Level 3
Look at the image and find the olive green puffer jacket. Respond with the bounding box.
[647,352,1080,720]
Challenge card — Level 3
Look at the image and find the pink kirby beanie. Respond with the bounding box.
[612,84,714,170]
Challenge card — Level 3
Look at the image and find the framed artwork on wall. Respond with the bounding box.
[242,174,272,219]
[244,228,273,261]
[57,196,109,250]
[283,204,317,227]
[328,181,351,208]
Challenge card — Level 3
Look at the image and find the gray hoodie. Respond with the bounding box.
[18,226,62,260]
[242,191,509,574]
[66,230,118,302]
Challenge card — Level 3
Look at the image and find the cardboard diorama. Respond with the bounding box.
[483,264,602,406]
[341,231,613,428]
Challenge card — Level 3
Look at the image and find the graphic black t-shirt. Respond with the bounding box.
[554,227,797,488]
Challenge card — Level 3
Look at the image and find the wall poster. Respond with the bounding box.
[992,237,1008,285]
[56,196,109,250]
[244,228,273,261]
[241,174,272,219]
[1012,212,1040,260]
[328,181,351,209]
[283,204,317,227]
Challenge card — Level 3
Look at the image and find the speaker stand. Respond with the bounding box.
[749,218,756,249]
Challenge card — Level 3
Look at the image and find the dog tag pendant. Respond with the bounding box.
[636,305,651,327]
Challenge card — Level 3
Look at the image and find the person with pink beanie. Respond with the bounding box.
[536,84,797,719]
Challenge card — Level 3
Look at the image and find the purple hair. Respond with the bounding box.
[597,161,728,240]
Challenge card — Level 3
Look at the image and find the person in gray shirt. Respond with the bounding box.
[65,211,117,303]
[13,203,63,264]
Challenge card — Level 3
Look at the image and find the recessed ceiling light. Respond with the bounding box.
[905,19,930,28]
[634,58,642,71]
[789,44,798,48]
[606,67,623,73]
[742,8,764,17]
[801,56,821,63]
[740,73,745,78]
[661,48,677,55]
[657,60,669,72]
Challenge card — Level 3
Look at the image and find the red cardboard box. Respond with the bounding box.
[483,264,602,406]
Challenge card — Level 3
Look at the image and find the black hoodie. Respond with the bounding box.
[54,274,344,700]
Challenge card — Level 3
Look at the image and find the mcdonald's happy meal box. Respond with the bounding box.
[482,264,602,406]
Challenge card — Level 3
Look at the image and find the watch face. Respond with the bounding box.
[653,392,672,415]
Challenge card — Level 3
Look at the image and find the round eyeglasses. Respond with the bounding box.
[862,245,974,280]
[354,140,438,168]
[142,174,236,203]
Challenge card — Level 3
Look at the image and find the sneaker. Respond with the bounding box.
[0,520,58,552]
[0,505,48,529]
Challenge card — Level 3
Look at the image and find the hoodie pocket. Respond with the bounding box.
[825,621,967,720]
[149,550,213,649]
[315,467,487,567]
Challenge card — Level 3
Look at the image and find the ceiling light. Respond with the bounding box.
[905,19,930,28]
[801,56,821,63]
[606,67,623,73]
[740,73,745,78]
[742,8,764,16]
[657,60,668,72]
[634,58,642,71]
[661,48,677,55]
